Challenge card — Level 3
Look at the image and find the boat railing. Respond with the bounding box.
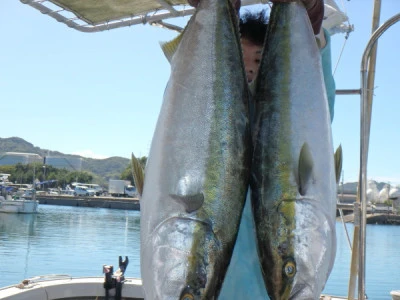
[335,2,400,298]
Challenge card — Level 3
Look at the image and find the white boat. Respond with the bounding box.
[391,290,400,300]
[0,256,143,300]
[0,275,144,300]
[0,195,39,214]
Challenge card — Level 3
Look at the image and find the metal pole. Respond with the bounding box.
[358,2,381,298]
[359,10,400,300]
[348,0,382,296]
[335,89,361,95]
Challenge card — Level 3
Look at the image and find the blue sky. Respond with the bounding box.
[1,0,400,184]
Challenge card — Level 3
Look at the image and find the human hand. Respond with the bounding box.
[270,0,324,34]
[187,0,241,13]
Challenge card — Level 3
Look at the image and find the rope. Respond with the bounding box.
[333,0,353,76]
[338,171,353,251]
[333,32,349,76]
[338,198,353,250]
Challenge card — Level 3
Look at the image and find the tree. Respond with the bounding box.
[0,163,95,188]
[0,165,15,176]
[384,199,392,213]
[120,165,134,184]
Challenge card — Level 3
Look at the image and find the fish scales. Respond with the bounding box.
[140,0,251,298]
[251,2,337,299]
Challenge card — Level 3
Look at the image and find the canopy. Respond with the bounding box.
[20,0,351,35]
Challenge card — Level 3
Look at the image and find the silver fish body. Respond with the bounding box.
[140,0,251,298]
[251,2,337,299]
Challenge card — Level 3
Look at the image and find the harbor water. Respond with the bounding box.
[1,205,399,299]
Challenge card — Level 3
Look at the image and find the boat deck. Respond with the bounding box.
[0,276,144,300]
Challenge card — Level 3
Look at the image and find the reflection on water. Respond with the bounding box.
[0,205,141,288]
[1,206,400,299]
[0,213,38,278]
[0,213,37,235]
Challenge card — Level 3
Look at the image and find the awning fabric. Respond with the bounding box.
[20,0,351,34]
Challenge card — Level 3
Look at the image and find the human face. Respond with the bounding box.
[241,38,263,83]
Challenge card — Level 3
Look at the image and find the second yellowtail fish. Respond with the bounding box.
[251,2,338,299]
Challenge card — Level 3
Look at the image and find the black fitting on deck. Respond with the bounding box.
[103,256,129,300]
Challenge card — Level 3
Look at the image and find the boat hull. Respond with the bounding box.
[0,276,144,300]
[0,199,39,213]
[391,290,400,300]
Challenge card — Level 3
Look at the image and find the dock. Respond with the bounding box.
[35,195,140,210]
[34,193,400,224]
[338,213,400,225]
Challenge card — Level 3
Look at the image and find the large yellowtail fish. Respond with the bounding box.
[140,0,251,297]
[251,2,337,299]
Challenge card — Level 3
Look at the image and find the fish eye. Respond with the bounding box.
[180,293,194,300]
[284,260,296,278]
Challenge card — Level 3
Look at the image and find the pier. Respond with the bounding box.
[34,193,400,225]
[36,195,140,210]
[338,212,400,225]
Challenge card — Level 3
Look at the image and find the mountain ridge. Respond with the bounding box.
[0,137,130,182]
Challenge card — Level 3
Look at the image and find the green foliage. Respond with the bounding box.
[0,165,14,175]
[0,163,93,189]
[120,165,134,184]
[384,199,392,207]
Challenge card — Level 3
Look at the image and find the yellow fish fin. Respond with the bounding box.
[334,144,343,184]
[160,31,184,63]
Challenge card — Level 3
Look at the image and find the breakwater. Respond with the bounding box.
[35,194,400,225]
[35,193,356,212]
[36,195,140,210]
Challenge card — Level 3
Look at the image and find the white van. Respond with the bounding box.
[83,184,103,196]
[72,183,102,196]
[74,186,95,197]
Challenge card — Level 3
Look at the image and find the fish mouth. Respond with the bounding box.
[289,280,315,299]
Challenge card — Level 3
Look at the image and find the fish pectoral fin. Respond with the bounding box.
[298,142,314,196]
[334,144,343,184]
[160,31,184,63]
[169,193,204,213]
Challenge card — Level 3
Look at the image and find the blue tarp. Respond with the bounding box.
[36,180,58,185]
[0,185,14,192]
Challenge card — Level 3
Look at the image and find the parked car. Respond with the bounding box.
[47,188,60,195]
[74,186,95,197]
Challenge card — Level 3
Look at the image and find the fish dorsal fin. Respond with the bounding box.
[298,142,314,196]
[160,31,184,63]
[334,144,343,184]
[131,152,145,198]
[170,193,204,213]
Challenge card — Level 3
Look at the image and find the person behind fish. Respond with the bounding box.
[186,0,336,298]
[187,0,335,120]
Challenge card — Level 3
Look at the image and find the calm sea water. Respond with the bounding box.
[1,205,399,299]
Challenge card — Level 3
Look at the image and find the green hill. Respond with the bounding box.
[0,137,131,184]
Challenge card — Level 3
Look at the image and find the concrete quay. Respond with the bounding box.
[34,193,357,212]
[36,195,140,210]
